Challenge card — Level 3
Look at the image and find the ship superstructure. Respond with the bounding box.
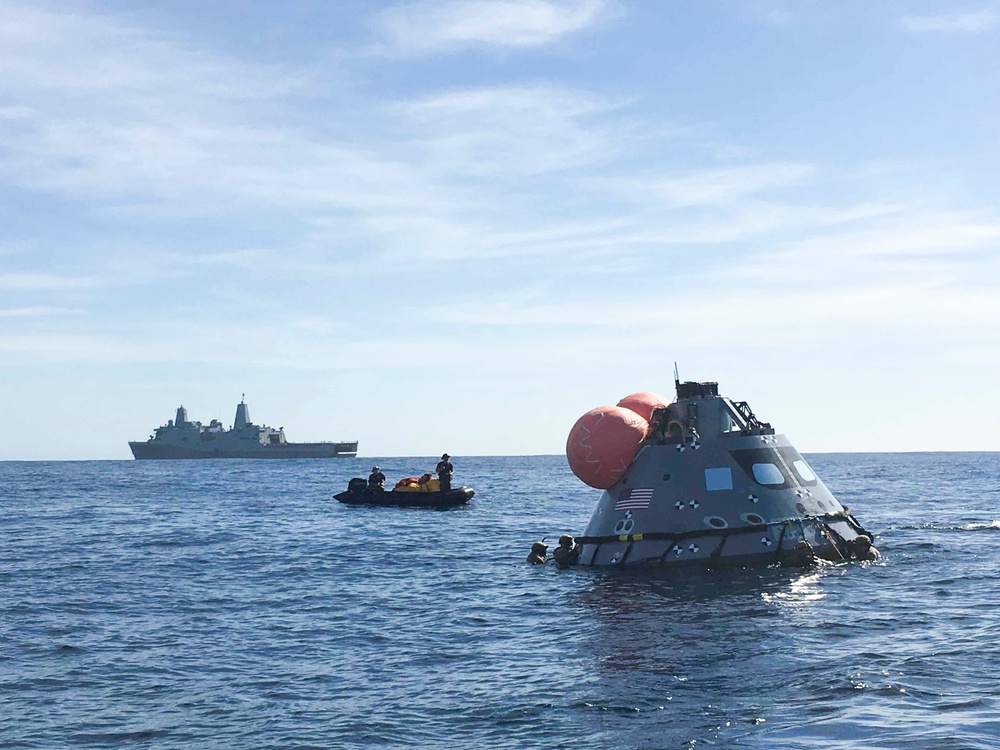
[129,398,358,459]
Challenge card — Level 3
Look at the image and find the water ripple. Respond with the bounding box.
[2,454,999,748]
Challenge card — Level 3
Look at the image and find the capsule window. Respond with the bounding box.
[752,463,785,485]
[731,448,793,488]
[793,460,817,482]
[741,512,766,525]
[704,516,728,529]
[704,467,733,491]
[776,446,818,486]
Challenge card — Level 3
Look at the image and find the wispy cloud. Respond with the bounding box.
[742,3,793,27]
[0,305,78,318]
[374,0,611,55]
[3,1,999,379]
[0,2,303,98]
[0,272,100,291]
[393,84,623,176]
[0,0,816,280]
[900,11,1000,34]
[0,3,371,221]
[415,206,1000,349]
[611,163,814,208]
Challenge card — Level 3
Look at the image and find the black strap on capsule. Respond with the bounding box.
[818,521,849,561]
[586,542,602,565]
[771,523,789,564]
[574,510,858,547]
[568,509,871,567]
[617,542,635,566]
[575,524,766,546]
[658,540,680,563]
[710,535,728,565]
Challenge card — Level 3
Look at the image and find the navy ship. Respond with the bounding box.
[560,376,878,567]
[129,398,358,459]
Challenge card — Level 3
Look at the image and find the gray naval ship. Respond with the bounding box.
[129,398,358,460]
[568,378,878,567]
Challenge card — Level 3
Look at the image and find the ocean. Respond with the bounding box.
[2,453,999,749]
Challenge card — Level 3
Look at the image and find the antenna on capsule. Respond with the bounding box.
[673,361,680,389]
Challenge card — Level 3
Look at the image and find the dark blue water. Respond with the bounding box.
[2,453,999,749]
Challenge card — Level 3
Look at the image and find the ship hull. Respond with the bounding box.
[129,441,358,459]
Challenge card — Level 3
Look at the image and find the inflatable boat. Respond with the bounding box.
[334,478,475,508]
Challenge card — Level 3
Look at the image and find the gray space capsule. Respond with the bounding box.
[573,380,878,567]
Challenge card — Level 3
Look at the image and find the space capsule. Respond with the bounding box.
[567,378,878,567]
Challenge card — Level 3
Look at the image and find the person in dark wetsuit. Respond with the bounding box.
[368,465,386,491]
[787,539,816,566]
[436,454,454,492]
[526,540,548,564]
[848,533,880,561]
[552,535,581,567]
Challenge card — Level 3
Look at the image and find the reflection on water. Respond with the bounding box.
[564,566,843,747]
[578,565,831,616]
[761,571,828,607]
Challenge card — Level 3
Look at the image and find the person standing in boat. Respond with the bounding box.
[436,454,454,492]
[368,465,386,492]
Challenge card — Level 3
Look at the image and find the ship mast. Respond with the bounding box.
[234,395,250,429]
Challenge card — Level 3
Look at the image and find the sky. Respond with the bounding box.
[2,0,999,460]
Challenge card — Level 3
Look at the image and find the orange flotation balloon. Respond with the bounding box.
[566,405,650,489]
[617,391,671,422]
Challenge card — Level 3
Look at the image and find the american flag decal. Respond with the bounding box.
[615,488,654,511]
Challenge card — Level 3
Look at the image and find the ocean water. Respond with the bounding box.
[2,453,999,749]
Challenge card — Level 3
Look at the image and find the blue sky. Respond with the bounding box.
[2,0,999,460]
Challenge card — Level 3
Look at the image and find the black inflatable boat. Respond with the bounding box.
[334,478,475,508]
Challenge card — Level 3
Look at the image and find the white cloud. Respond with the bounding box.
[742,3,793,27]
[717,212,1000,289]
[0,272,100,291]
[394,84,622,176]
[374,0,610,55]
[618,163,814,208]
[0,1,811,279]
[0,3,377,218]
[417,269,1000,352]
[900,11,1000,34]
[0,305,76,317]
[412,204,1000,351]
[0,2,301,98]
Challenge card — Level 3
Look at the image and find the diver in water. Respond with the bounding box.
[526,540,548,564]
[783,539,816,567]
[436,453,454,492]
[848,533,880,561]
[368,465,386,491]
[552,535,581,567]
